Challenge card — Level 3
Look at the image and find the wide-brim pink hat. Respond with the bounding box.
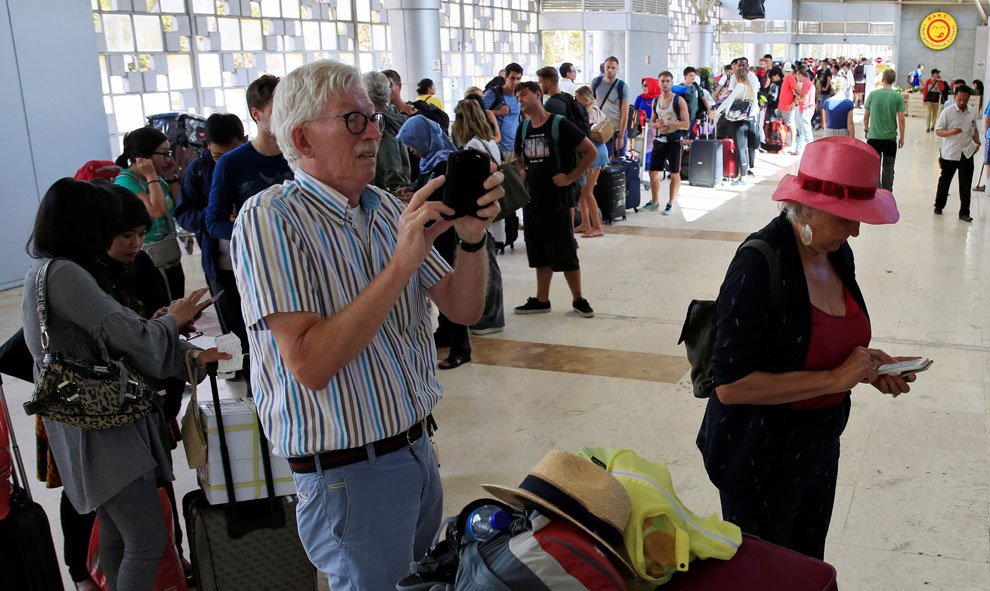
[771,136,900,225]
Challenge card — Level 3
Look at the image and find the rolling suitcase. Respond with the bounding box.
[0,375,64,591]
[593,163,627,224]
[720,138,737,180]
[183,365,316,591]
[662,533,837,590]
[618,156,642,212]
[762,119,785,153]
[686,131,723,188]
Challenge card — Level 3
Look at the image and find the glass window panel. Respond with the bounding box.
[285,52,304,72]
[169,91,184,111]
[303,21,321,49]
[99,55,110,94]
[161,0,184,11]
[224,88,249,120]
[113,94,146,133]
[448,53,462,76]
[337,0,351,21]
[265,52,286,76]
[166,54,193,88]
[359,52,373,72]
[260,0,280,17]
[281,0,299,19]
[143,92,171,116]
[103,15,135,52]
[372,24,386,50]
[103,95,113,116]
[338,51,355,66]
[110,75,126,94]
[216,1,231,15]
[249,1,261,17]
[217,17,241,49]
[463,5,473,24]
[198,53,222,86]
[449,5,460,27]
[321,22,338,50]
[357,24,372,51]
[371,9,381,23]
[300,4,312,19]
[191,0,214,13]
[337,22,348,35]
[356,0,371,22]
[440,35,450,52]
[242,19,263,50]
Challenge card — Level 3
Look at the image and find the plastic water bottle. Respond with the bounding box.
[214,333,243,380]
[465,506,511,542]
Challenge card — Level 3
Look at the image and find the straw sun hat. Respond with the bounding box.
[483,450,634,573]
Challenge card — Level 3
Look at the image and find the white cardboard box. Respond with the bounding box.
[197,398,296,504]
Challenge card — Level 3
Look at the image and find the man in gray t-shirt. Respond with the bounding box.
[592,56,631,158]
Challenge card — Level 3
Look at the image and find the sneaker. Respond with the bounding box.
[662,203,673,215]
[747,170,755,177]
[934,207,943,215]
[730,177,746,186]
[469,325,504,335]
[572,298,595,318]
[959,214,973,223]
[514,297,551,314]
[642,202,660,212]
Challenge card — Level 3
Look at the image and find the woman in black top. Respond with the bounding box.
[697,137,919,559]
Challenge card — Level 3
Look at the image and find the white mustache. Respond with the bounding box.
[355,141,379,157]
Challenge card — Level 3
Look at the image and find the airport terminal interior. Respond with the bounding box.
[2,0,990,589]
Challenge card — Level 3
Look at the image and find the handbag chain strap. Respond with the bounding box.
[35,259,55,354]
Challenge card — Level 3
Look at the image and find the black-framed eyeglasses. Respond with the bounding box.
[153,149,174,158]
[309,111,385,135]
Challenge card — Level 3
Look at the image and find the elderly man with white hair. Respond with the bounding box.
[230,59,503,589]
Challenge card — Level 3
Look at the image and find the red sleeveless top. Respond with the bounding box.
[792,288,871,411]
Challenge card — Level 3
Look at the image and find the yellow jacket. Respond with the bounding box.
[575,447,742,586]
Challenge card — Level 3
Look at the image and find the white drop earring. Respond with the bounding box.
[800,223,813,246]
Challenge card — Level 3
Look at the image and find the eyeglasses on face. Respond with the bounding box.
[153,149,174,159]
[309,111,385,135]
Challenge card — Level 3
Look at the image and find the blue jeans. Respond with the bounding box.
[291,431,443,590]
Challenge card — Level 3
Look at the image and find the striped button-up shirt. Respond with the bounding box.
[231,169,451,457]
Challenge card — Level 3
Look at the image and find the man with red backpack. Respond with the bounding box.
[922,69,948,133]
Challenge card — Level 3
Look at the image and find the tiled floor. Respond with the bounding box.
[3,112,988,590]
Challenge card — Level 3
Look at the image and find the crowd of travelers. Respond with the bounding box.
[0,47,983,591]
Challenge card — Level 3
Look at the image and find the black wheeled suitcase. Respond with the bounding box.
[687,130,723,188]
[618,156,642,212]
[0,376,64,590]
[184,365,316,591]
[593,163,627,224]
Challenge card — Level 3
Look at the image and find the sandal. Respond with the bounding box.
[438,354,471,370]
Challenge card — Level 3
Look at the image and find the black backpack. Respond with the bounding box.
[678,240,781,399]
[484,76,507,112]
[546,92,591,138]
[410,100,451,136]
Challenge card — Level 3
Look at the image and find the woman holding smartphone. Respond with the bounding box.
[697,137,918,560]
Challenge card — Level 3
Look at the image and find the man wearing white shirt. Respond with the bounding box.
[559,62,579,95]
[934,85,981,222]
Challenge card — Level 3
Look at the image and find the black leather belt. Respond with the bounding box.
[288,416,432,474]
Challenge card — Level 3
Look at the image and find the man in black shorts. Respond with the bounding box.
[645,71,690,215]
[512,81,598,318]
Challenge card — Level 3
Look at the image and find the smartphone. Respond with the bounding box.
[441,149,491,220]
[877,358,933,377]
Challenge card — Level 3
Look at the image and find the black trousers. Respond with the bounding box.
[161,264,185,300]
[729,119,758,176]
[935,155,974,217]
[432,228,470,358]
[718,436,840,560]
[210,269,249,355]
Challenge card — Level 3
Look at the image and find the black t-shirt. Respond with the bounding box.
[816,69,832,98]
[514,114,586,204]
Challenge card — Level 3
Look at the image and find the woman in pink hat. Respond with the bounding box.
[696,137,920,560]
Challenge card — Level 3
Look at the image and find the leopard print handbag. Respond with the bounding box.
[23,259,159,430]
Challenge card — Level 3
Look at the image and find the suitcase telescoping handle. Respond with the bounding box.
[0,375,32,503]
[204,362,282,540]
